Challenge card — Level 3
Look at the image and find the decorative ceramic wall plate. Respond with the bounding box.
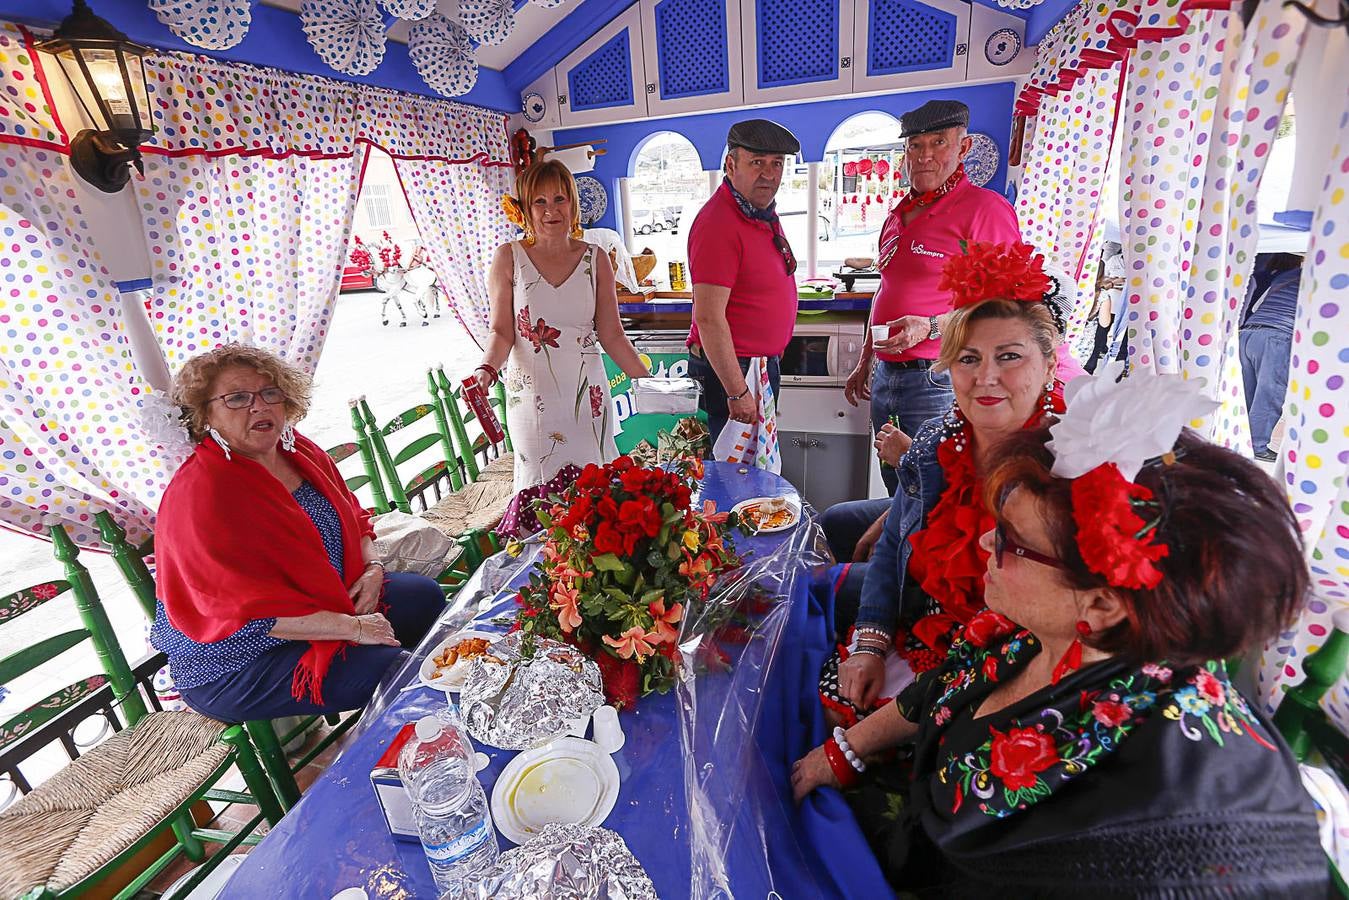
[522,90,547,123]
[301,0,387,76]
[984,28,1022,66]
[576,176,607,223]
[148,0,251,50]
[965,133,1000,186]
[409,14,479,97]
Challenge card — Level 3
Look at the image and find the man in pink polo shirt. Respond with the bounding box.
[844,100,1021,495]
[687,118,800,442]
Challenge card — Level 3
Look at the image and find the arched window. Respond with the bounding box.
[820,112,904,271]
[626,132,705,287]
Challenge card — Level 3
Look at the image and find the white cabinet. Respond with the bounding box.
[739,0,855,105]
[964,3,1035,83]
[851,0,971,95]
[639,0,744,117]
[556,4,648,128]
[519,69,562,133]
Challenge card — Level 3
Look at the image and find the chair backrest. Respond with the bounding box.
[328,405,392,514]
[1271,608,1349,895]
[1,525,148,757]
[356,392,463,514]
[433,365,511,482]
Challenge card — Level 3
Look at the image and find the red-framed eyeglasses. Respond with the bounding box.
[994,522,1068,570]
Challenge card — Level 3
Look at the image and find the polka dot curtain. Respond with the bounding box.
[1258,72,1349,728]
[1016,64,1122,349]
[393,158,514,348]
[1117,3,1303,450]
[0,24,66,151]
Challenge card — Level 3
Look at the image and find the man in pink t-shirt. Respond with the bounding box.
[845,100,1021,496]
[687,118,800,442]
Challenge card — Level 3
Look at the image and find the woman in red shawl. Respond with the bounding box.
[150,344,444,723]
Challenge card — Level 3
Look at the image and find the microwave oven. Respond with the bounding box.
[779,322,866,387]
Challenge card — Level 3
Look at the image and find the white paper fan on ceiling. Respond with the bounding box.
[148,0,251,50]
[530,0,566,8]
[459,0,515,46]
[381,0,437,21]
[409,14,479,97]
[302,0,387,76]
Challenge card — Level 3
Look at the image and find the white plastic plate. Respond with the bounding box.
[418,629,499,692]
[731,496,801,534]
[489,737,620,845]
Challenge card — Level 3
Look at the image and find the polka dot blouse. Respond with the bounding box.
[151,481,347,689]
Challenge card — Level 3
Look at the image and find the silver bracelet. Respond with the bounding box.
[364,560,385,575]
[832,726,867,773]
[855,625,892,643]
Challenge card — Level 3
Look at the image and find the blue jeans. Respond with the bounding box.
[181,572,445,723]
[688,352,782,445]
[821,497,892,563]
[1240,326,1292,454]
[869,360,953,494]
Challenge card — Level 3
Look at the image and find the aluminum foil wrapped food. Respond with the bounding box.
[460,632,605,750]
[447,823,658,900]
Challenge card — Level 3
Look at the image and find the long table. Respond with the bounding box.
[222,462,890,898]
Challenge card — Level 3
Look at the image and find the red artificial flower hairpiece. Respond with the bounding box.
[1070,462,1169,590]
[938,240,1053,310]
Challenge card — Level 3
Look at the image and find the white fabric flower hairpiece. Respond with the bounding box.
[1046,362,1220,482]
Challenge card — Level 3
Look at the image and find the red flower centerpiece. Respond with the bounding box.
[513,455,743,709]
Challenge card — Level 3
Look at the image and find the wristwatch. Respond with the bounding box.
[927,315,941,341]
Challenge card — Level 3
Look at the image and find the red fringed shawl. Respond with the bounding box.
[156,431,376,704]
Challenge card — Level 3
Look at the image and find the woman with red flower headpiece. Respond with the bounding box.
[820,243,1072,728]
[794,373,1325,897]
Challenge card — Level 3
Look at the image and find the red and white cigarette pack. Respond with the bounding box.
[370,723,420,842]
[461,377,506,445]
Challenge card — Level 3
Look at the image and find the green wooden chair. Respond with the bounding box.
[1272,608,1349,896]
[432,364,513,485]
[324,401,392,513]
[93,511,359,812]
[0,524,283,900]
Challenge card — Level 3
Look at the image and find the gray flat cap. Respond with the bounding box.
[899,100,970,138]
[727,118,800,155]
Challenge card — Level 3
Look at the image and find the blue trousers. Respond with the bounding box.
[1239,326,1292,454]
[819,498,889,637]
[181,572,445,724]
[688,352,781,445]
[870,360,952,494]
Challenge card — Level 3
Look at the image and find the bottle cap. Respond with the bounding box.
[415,716,443,742]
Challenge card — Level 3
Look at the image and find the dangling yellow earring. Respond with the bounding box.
[570,214,583,239]
[523,220,536,246]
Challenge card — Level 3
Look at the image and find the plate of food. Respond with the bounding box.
[731,495,801,533]
[489,737,620,845]
[419,630,500,691]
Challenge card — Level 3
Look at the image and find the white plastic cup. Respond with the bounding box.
[592,705,626,754]
[870,324,889,344]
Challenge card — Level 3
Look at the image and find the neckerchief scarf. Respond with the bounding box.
[722,178,797,275]
[878,164,967,270]
[156,431,376,705]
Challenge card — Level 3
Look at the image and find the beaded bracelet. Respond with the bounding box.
[822,737,860,789]
[832,726,866,774]
[850,645,887,660]
[475,363,499,385]
[854,625,892,643]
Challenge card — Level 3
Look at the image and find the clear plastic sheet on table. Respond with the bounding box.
[359,535,547,729]
[676,504,832,899]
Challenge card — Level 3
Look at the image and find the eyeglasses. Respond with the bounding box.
[209,387,288,409]
[772,230,797,275]
[994,522,1067,570]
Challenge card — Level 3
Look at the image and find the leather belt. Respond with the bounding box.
[879,357,937,370]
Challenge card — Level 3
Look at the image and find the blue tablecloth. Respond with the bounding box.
[222,462,890,898]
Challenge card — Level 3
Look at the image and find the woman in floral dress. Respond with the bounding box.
[476,160,649,536]
[792,374,1325,897]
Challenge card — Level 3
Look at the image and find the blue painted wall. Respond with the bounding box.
[2,0,517,111]
[556,80,1016,232]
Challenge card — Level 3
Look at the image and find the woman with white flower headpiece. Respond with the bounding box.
[793,367,1326,896]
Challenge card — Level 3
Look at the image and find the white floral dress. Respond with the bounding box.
[498,242,617,536]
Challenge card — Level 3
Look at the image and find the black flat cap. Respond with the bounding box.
[899,100,970,138]
[727,118,800,155]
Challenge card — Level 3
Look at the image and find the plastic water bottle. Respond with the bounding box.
[398,713,498,894]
